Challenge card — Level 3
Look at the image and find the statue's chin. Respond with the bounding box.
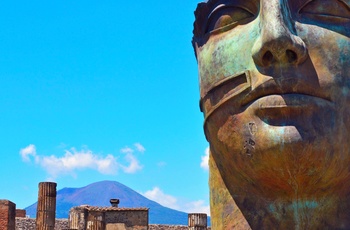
[209,115,350,200]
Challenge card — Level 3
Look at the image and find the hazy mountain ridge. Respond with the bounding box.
[25,180,210,225]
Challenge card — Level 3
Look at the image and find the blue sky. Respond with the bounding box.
[0,0,210,215]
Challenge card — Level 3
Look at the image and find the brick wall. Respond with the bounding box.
[0,200,16,230]
[16,210,26,218]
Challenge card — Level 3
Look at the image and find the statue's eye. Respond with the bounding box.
[299,0,350,20]
[206,6,254,34]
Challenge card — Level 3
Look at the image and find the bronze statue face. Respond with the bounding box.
[193,0,350,200]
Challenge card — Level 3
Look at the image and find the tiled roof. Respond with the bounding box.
[72,205,149,212]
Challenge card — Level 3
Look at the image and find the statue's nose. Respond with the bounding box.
[251,1,307,67]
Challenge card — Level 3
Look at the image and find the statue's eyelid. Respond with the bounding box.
[298,0,350,14]
[206,4,255,25]
[206,4,231,30]
[208,4,227,20]
[205,4,233,33]
[208,4,255,18]
[297,0,313,14]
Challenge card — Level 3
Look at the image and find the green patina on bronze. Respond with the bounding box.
[193,0,350,229]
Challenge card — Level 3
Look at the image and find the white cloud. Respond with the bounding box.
[142,187,179,210]
[96,154,119,174]
[20,144,37,162]
[121,147,133,154]
[20,144,145,178]
[121,143,145,154]
[200,147,209,171]
[183,200,210,215]
[134,143,146,153]
[121,153,143,174]
[142,187,210,216]
[38,148,119,178]
[119,144,145,173]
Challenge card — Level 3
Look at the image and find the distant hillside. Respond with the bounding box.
[25,180,210,225]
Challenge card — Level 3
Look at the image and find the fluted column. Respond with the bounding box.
[188,213,207,230]
[36,182,57,230]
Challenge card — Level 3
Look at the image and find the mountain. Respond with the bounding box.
[25,180,210,225]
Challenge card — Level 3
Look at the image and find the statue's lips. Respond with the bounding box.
[252,94,331,109]
[201,76,333,122]
[241,79,332,109]
[247,94,334,120]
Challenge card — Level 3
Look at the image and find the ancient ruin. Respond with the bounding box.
[1,181,210,229]
[15,209,26,218]
[0,200,16,230]
[193,0,350,229]
[188,213,207,230]
[36,182,57,230]
[68,199,149,230]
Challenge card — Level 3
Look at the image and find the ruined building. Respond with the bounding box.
[1,182,209,230]
[0,200,16,230]
[68,203,149,230]
[68,198,149,230]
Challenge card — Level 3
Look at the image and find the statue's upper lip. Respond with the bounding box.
[241,78,332,107]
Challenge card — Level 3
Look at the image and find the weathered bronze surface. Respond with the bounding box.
[193,0,350,229]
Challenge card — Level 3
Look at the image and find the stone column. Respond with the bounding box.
[36,182,57,230]
[188,213,207,230]
[68,206,88,230]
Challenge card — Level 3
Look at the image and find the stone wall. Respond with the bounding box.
[16,218,68,230]
[16,218,35,230]
[105,209,148,229]
[15,218,211,230]
[149,225,188,230]
[149,225,211,230]
[68,206,148,230]
[0,200,16,230]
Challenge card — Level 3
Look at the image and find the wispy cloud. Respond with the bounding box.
[121,147,133,154]
[20,144,37,162]
[183,200,210,215]
[200,147,209,171]
[142,187,210,216]
[142,187,179,210]
[119,144,145,173]
[20,143,144,179]
[134,143,145,153]
[38,148,118,178]
[121,152,143,173]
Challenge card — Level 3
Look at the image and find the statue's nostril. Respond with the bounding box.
[286,49,297,63]
[262,51,274,66]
